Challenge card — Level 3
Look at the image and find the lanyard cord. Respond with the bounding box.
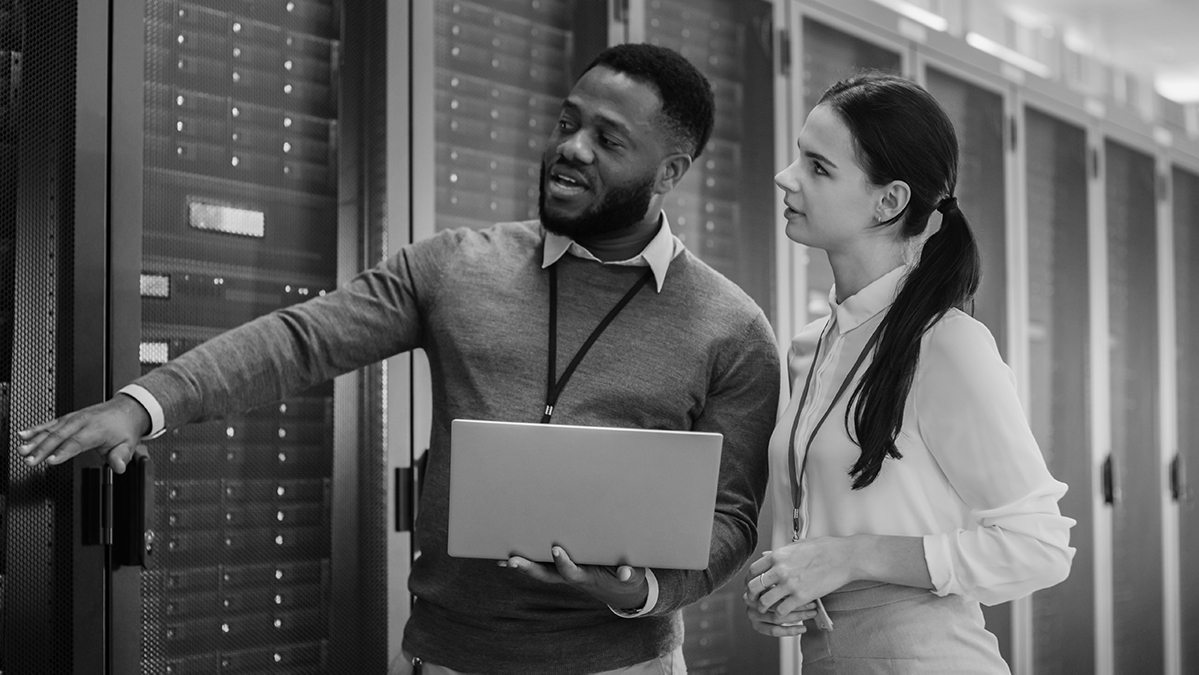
[787,322,882,539]
[542,263,655,423]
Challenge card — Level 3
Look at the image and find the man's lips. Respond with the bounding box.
[546,165,591,199]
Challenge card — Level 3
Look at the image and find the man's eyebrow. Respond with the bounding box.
[559,98,632,137]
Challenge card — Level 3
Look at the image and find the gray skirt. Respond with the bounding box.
[801,581,1010,674]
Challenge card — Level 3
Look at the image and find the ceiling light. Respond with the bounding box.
[966,32,1052,79]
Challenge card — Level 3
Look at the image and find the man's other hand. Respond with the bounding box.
[502,546,649,612]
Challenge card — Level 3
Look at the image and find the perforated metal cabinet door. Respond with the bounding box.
[1,0,114,673]
[124,1,390,673]
[1105,138,1163,675]
[1173,165,1199,675]
[1024,106,1095,675]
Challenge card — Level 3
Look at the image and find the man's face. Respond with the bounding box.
[539,66,670,239]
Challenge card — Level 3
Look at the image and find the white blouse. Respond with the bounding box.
[768,266,1075,606]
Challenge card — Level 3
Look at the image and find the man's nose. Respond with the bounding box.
[558,132,594,165]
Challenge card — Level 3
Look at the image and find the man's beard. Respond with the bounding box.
[538,163,656,239]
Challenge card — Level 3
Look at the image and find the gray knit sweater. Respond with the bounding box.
[135,221,780,673]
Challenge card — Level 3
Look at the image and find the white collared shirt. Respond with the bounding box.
[541,211,684,293]
[769,266,1075,605]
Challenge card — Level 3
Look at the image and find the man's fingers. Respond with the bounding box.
[104,442,135,474]
[22,418,91,465]
[503,556,564,585]
[550,546,589,584]
[17,419,56,439]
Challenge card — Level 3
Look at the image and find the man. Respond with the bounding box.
[18,44,779,674]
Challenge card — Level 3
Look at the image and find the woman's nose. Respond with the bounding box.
[775,159,801,192]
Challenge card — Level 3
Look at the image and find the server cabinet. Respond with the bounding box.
[115,0,393,673]
[1104,138,1163,675]
[921,64,1013,663]
[1024,106,1094,674]
[923,67,1007,356]
[792,9,902,323]
[1173,164,1199,675]
[640,3,778,672]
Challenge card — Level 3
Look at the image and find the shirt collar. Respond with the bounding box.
[541,212,682,292]
[828,265,909,334]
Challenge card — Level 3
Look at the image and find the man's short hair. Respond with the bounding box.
[581,43,716,160]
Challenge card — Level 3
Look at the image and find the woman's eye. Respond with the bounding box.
[812,161,828,176]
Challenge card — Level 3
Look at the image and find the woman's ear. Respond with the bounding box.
[876,180,911,223]
[655,153,693,194]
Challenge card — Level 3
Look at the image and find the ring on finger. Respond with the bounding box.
[750,573,766,594]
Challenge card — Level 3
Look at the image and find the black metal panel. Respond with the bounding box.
[1173,164,1199,675]
[2,2,82,674]
[1106,138,1162,675]
[1025,106,1095,674]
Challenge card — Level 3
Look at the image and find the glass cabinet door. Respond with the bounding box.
[1024,107,1094,674]
[1105,138,1162,675]
[644,0,776,321]
[1173,164,1199,675]
[643,3,776,671]
[798,16,901,322]
[134,1,386,672]
[923,65,1012,660]
[428,0,608,234]
[923,68,1007,354]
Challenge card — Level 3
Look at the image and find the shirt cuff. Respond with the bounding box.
[608,568,658,618]
[116,384,167,440]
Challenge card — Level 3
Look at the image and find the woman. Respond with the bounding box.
[744,72,1074,673]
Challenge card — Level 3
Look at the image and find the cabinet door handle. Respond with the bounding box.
[1102,455,1115,505]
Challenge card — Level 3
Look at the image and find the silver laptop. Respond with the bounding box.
[447,419,723,570]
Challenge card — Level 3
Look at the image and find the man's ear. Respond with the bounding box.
[877,180,911,223]
[655,153,693,194]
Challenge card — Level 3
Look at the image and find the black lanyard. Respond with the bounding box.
[541,262,655,424]
[787,321,882,540]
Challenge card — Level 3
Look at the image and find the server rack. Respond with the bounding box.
[128,1,391,673]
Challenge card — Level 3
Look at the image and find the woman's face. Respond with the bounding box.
[774,104,885,252]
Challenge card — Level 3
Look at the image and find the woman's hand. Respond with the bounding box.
[744,537,855,616]
[743,593,817,637]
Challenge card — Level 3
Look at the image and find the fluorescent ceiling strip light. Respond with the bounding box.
[872,0,949,31]
[965,32,1052,79]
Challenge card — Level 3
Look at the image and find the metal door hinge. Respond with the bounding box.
[613,0,629,23]
[779,28,791,76]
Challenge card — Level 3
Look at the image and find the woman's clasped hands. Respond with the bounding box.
[743,536,854,637]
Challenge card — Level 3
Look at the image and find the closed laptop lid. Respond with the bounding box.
[447,419,723,570]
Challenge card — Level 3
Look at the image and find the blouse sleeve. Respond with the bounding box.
[914,312,1076,606]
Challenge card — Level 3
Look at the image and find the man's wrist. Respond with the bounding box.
[113,392,153,439]
[609,568,658,618]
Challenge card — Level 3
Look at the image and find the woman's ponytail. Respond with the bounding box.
[817,72,981,489]
[844,197,981,489]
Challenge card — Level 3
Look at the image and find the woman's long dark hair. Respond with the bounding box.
[818,72,981,490]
